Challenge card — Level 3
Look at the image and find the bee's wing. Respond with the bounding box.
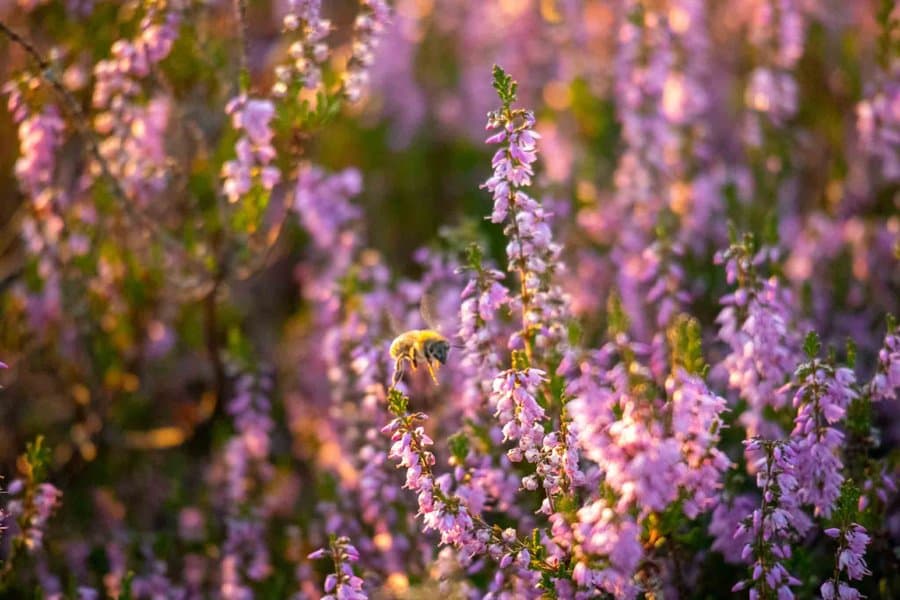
[420,284,442,331]
[387,309,405,338]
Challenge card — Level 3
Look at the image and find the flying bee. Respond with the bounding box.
[389,329,451,386]
[389,284,457,386]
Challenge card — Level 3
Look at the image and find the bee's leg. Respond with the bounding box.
[392,358,404,386]
[425,359,439,385]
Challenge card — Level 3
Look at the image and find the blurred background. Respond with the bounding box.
[0,0,898,597]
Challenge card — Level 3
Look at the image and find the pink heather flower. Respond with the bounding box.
[742,0,807,133]
[273,0,331,95]
[791,362,856,517]
[857,72,900,181]
[734,439,810,598]
[456,263,508,416]
[573,500,642,599]
[5,480,62,553]
[222,96,281,203]
[294,166,363,250]
[11,107,65,199]
[870,323,900,402]
[710,494,757,564]
[382,409,487,556]
[666,368,732,518]
[822,523,871,600]
[220,371,275,592]
[91,4,180,203]
[715,243,800,434]
[343,0,391,102]
[234,100,276,146]
[490,367,546,466]
[567,343,709,518]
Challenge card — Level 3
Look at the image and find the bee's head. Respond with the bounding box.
[428,339,450,364]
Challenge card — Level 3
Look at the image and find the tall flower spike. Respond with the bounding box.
[790,347,856,518]
[715,239,799,437]
[733,439,810,599]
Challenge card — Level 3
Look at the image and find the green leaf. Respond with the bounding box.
[388,388,408,416]
[803,331,821,359]
[448,431,470,463]
[606,289,630,337]
[491,64,518,108]
[667,314,706,375]
[24,436,51,483]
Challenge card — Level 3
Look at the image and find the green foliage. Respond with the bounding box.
[465,243,485,272]
[846,338,857,369]
[803,331,821,359]
[668,314,707,376]
[448,431,470,464]
[876,0,900,70]
[23,435,50,483]
[511,349,530,370]
[491,64,518,109]
[387,388,408,416]
[606,290,630,337]
[833,480,862,527]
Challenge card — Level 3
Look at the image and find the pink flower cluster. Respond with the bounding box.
[273,0,331,95]
[716,244,799,434]
[343,0,391,102]
[733,439,811,599]
[791,361,856,517]
[92,2,180,202]
[222,97,280,203]
[308,536,367,600]
[821,524,871,600]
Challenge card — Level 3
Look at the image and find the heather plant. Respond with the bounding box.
[0,1,899,599]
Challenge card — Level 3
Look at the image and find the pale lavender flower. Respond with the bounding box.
[456,261,509,416]
[343,0,391,102]
[307,536,369,600]
[482,100,565,354]
[857,72,900,181]
[791,361,856,517]
[733,439,810,599]
[222,96,281,203]
[490,367,546,467]
[821,524,871,600]
[572,500,642,599]
[273,0,331,95]
[567,343,683,516]
[667,368,731,518]
[294,166,362,250]
[709,494,757,564]
[715,243,800,435]
[220,371,275,594]
[870,323,900,402]
[92,3,180,203]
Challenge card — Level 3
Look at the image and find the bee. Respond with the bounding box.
[389,284,455,386]
[389,329,450,386]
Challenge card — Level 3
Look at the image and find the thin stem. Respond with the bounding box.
[233,0,251,93]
